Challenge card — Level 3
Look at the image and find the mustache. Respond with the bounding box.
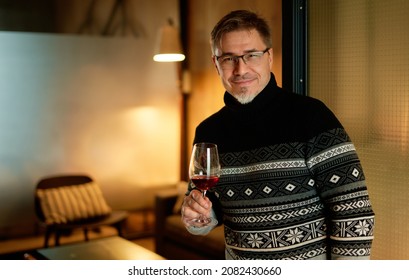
[231,74,254,82]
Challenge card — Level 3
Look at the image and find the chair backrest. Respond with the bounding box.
[34,174,94,223]
[36,175,93,190]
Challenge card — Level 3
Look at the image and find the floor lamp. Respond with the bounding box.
[153,19,189,181]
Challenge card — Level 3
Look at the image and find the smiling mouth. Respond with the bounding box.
[233,80,253,88]
[232,79,254,86]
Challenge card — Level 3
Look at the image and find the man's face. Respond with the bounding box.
[212,29,273,104]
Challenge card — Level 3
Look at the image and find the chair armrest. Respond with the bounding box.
[155,189,179,218]
[154,189,178,253]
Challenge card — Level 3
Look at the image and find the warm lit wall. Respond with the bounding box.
[309,0,409,259]
[0,0,180,237]
[187,0,282,153]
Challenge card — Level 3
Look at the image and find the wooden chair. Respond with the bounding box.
[35,174,128,248]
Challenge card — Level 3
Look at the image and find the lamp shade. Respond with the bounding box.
[153,20,185,62]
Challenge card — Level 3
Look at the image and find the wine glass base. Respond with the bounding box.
[191,217,214,226]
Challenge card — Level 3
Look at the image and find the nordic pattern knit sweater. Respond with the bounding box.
[191,74,375,260]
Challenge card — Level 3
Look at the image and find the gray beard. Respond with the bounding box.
[233,88,257,104]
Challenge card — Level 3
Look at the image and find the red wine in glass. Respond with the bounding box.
[191,175,219,195]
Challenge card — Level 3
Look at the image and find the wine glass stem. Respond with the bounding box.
[203,190,207,197]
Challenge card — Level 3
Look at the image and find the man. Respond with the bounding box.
[181,10,375,260]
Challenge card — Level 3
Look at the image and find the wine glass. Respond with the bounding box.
[188,142,221,224]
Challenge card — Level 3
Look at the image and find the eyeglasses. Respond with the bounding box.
[215,48,270,70]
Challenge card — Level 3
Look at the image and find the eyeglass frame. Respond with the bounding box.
[214,48,270,69]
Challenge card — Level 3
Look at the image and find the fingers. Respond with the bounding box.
[189,190,211,211]
[181,190,212,226]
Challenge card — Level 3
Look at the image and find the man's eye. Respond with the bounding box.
[247,53,261,58]
[221,56,235,62]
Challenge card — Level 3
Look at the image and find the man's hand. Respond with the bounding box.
[181,189,212,227]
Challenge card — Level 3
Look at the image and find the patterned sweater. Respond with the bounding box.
[191,74,375,260]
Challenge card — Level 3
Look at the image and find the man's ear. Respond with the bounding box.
[212,56,221,75]
[268,48,273,69]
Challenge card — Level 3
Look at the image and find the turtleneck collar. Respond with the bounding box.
[223,73,279,114]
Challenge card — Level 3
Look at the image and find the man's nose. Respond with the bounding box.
[233,57,249,74]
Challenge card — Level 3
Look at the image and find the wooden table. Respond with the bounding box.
[36,236,164,260]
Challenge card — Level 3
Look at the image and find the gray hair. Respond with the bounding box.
[210,10,272,54]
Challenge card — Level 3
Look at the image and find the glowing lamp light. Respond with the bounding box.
[153,19,185,62]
